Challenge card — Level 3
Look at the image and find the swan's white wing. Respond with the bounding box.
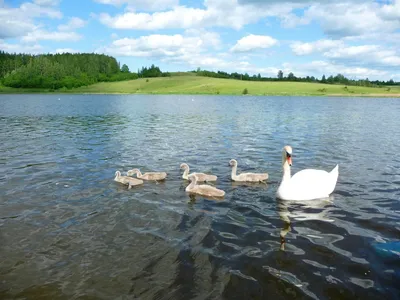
[290,169,330,185]
[282,169,335,200]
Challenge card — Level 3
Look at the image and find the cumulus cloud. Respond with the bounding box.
[33,0,59,6]
[22,30,82,42]
[0,39,43,54]
[98,7,210,30]
[17,2,62,18]
[98,0,295,30]
[97,32,217,57]
[291,39,400,68]
[0,19,36,40]
[184,29,221,49]
[291,60,389,79]
[379,0,400,21]
[291,39,344,55]
[96,30,236,72]
[0,1,62,39]
[96,0,400,37]
[94,0,179,11]
[230,34,278,52]
[55,48,79,53]
[324,45,400,68]
[288,1,400,38]
[58,17,86,31]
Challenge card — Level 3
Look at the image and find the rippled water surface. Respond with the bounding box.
[0,94,399,299]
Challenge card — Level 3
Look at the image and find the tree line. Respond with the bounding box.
[195,68,399,87]
[1,50,398,89]
[138,65,171,78]
[0,51,168,90]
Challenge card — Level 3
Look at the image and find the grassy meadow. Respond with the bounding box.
[1,75,400,97]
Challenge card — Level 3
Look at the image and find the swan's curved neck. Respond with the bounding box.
[281,161,291,182]
[136,170,143,177]
[231,165,237,180]
[182,167,189,179]
[187,178,197,190]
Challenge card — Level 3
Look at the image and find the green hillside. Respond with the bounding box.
[69,76,400,96]
[1,75,400,97]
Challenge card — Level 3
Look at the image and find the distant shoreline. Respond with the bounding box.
[2,92,399,98]
[1,76,400,98]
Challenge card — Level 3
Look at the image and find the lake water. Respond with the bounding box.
[0,94,399,299]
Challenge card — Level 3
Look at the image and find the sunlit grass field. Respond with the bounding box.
[2,75,400,97]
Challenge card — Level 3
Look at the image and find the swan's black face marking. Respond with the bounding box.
[286,152,291,158]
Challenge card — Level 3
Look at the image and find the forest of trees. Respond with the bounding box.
[0,51,172,89]
[0,51,143,89]
[195,68,399,87]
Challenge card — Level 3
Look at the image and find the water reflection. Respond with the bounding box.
[276,198,334,251]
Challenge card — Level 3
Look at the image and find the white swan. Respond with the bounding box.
[276,145,339,201]
[127,168,167,181]
[229,159,269,182]
[180,163,217,182]
[114,171,143,189]
[185,174,225,198]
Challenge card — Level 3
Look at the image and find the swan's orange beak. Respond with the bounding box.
[287,156,292,166]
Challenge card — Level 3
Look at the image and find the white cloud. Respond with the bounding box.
[55,48,79,53]
[164,53,231,69]
[33,0,59,6]
[323,45,380,59]
[184,29,221,49]
[94,0,179,11]
[0,19,36,40]
[98,0,296,30]
[0,1,62,39]
[18,2,62,18]
[98,7,209,30]
[290,2,400,38]
[0,39,43,54]
[324,45,400,68]
[22,30,82,42]
[97,33,213,57]
[163,54,394,80]
[379,0,400,21]
[98,0,398,36]
[96,30,283,78]
[96,31,234,72]
[230,34,278,52]
[111,33,119,40]
[292,60,389,79]
[291,39,344,55]
[58,17,86,31]
[291,39,400,68]
[163,52,285,78]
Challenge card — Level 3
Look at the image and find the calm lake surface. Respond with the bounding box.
[0,94,399,299]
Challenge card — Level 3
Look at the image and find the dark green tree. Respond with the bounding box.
[277,70,283,80]
[287,72,296,81]
[121,64,129,73]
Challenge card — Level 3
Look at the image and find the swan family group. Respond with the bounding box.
[114,145,339,201]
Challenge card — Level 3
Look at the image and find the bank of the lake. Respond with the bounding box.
[1,75,400,97]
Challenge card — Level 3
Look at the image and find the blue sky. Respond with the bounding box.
[1,0,400,80]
